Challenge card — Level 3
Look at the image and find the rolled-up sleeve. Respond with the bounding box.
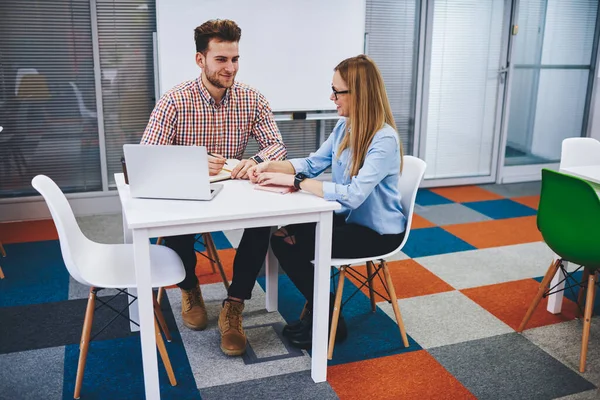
[288,132,335,177]
[322,135,398,209]
[252,95,287,161]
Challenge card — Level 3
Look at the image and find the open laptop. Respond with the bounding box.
[123,144,223,201]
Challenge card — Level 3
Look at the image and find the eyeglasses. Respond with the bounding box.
[331,86,349,100]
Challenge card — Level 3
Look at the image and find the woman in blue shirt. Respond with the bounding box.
[248,55,406,349]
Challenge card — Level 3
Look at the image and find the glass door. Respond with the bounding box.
[418,0,512,185]
[502,0,599,174]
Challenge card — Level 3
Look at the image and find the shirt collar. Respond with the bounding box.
[197,76,232,108]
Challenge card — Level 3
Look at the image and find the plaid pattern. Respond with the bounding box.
[141,78,287,161]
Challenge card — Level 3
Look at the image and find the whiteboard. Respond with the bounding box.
[156,0,366,112]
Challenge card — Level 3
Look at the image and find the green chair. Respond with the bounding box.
[518,169,600,372]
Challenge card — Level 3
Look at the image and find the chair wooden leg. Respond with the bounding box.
[155,318,177,386]
[202,233,218,274]
[366,261,377,312]
[328,266,347,360]
[74,288,96,399]
[578,268,591,313]
[382,261,409,348]
[299,301,309,320]
[580,271,597,373]
[203,233,230,290]
[153,294,172,342]
[156,237,164,246]
[518,259,561,332]
[157,287,165,305]
[0,241,6,257]
[0,266,4,279]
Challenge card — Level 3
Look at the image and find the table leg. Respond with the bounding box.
[265,226,279,312]
[311,211,333,383]
[123,211,140,332]
[547,255,566,314]
[132,228,160,399]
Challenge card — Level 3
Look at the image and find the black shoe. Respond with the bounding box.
[282,310,312,337]
[287,314,348,350]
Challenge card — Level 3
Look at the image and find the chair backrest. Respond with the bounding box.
[397,156,427,247]
[31,175,94,285]
[560,138,600,169]
[538,169,600,269]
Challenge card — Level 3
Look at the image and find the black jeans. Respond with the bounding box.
[164,227,271,299]
[270,214,405,310]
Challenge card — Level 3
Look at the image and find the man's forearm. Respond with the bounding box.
[267,161,296,174]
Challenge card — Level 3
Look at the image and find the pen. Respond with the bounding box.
[207,152,226,159]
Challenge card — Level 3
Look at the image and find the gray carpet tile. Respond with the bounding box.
[199,370,339,400]
[76,213,124,244]
[480,181,542,198]
[429,333,596,400]
[0,346,64,400]
[415,242,554,289]
[0,292,136,354]
[166,283,312,389]
[524,319,600,387]
[555,389,600,399]
[416,203,492,226]
[379,291,513,349]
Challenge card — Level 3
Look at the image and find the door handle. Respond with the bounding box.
[498,67,509,84]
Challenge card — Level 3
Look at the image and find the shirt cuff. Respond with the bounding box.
[289,158,308,175]
[322,181,341,201]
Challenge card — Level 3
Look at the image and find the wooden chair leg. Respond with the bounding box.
[299,301,309,320]
[382,261,409,347]
[0,266,4,279]
[156,237,164,246]
[578,268,591,313]
[518,259,561,332]
[580,271,597,373]
[153,294,172,342]
[203,233,230,290]
[0,241,6,257]
[74,288,96,399]
[155,318,177,386]
[157,287,165,305]
[328,266,347,360]
[202,233,218,274]
[366,261,377,312]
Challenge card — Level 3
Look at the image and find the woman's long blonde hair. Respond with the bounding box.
[335,55,403,176]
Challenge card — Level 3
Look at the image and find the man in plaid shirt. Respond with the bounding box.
[141,19,286,356]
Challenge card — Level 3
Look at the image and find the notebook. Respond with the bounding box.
[210,159,241,183]
[254,184,295,194]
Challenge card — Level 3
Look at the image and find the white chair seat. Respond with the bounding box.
[78,243,185,289]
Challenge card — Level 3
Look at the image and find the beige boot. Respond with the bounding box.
[181,284,208,331]
[218,300,247,356]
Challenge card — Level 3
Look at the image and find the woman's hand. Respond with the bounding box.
[256,172,295,187]
[247,161,270,183]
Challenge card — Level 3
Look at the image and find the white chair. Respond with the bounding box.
[327,156,427,359]
[560,137,600,169]
[31,175,185,399]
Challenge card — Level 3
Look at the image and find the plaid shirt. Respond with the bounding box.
[141,78,286,161]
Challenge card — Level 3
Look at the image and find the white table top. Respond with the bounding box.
[115,173,340,229]
[560,165,600,185]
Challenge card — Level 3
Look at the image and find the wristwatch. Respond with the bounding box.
[250,155,264,164]
[294,173,307,190]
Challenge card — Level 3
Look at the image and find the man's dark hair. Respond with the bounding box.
[194,19,242,53]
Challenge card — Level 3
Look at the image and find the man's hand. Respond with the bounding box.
[208,154,227,176]
[256,172,295,187]
[247,161,270,183]
[231,159,257,180]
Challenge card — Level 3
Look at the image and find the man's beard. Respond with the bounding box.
[206,69,235,89]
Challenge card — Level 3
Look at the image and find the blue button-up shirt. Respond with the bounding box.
[289,118,406,235]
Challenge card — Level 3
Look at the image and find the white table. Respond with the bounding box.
[547,165,600,314]
[115,173,340,399]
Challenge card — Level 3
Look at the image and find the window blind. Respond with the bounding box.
[95,0,157,188]
[0,0,101,197]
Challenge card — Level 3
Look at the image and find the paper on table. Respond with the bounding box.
[209,159,241,183]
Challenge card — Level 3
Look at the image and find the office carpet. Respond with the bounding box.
[1,181,599,399]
